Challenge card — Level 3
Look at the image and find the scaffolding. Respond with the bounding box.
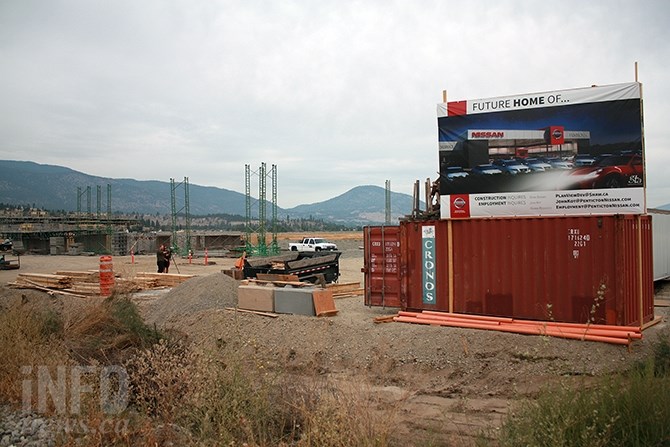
[76,186,92,217]
[245,163,279,256]
[170,177,191,256]
[71,184,113,252]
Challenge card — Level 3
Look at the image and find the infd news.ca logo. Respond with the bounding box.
[21,365,130,435]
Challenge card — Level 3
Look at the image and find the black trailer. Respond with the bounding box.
[0,254,20,270]
[243,251,341,283]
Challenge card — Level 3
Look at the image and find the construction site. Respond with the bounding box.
[0,164,290,261]
[2,87,670,445]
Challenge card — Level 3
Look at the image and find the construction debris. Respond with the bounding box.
[224,307,279,318]
[326,281,364,298]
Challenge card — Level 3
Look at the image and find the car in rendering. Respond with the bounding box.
[471,164,503,175]
[444,166,469,180]
[522,158,553,172]
[567,153,643,189]
[573,154,597,166]
[543,157,574,170]
[492,159,531,175]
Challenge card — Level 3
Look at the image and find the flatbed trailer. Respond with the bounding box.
[243,251,341,283]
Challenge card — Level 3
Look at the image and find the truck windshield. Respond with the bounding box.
[313,239,327,244]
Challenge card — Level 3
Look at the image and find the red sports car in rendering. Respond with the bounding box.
[568,153,643,189]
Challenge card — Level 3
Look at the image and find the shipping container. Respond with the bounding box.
[363,226,402,307]
[649,208,670,281]
[364,215,654,327]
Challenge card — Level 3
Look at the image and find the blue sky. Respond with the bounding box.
[1,0,669,208]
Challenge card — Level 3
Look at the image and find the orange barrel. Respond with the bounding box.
[99,255,114,296]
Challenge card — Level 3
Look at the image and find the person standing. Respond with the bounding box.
[156,244,168,273]
[164,245,172,273]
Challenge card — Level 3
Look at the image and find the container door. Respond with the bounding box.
[363,226,402,307]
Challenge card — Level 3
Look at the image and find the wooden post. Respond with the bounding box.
[425,178,431,213]
[448,219,454,313]
[637,215,644,327]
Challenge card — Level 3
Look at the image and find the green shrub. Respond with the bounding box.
[498,332,670,447]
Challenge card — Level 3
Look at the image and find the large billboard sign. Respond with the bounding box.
[437,82,645,218]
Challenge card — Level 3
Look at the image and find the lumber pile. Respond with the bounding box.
[15,273,73,289]
[394,310,643,346]
[9,270,196,297]
[135,272,195,288]
[326,282,364,298]
[55,270,99,282]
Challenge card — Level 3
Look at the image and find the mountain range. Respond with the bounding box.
[0,160,419,225]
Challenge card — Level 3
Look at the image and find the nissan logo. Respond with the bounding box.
[453,197,466,209]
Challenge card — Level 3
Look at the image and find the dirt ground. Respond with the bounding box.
[1,233,669,446]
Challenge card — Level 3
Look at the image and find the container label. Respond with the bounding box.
[422,226,436,304]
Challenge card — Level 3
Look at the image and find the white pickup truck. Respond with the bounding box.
[288,237,338,252]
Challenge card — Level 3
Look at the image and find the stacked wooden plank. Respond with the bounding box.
[55,270,100,282]
[65,283,102,296]
[326,282,363,298]
[124,276,160,290]
[15,273,73,289]
[9,270,196,297]
[135,272,195,288]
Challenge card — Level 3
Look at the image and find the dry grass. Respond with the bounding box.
[64,293,161,364]
[0,300,70,405]
[0,289,398,446]
[123,335,398,446]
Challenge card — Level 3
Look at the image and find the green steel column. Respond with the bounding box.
[184,176,191,256]
[270,164,279,255]
[258,162,267,256]
[245,164,253,253]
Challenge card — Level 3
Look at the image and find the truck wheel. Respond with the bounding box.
[315,247,321,251]
[291,246,298,251]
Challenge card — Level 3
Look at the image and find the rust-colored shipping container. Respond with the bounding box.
[363,215,654,327]
[363,225,402,307]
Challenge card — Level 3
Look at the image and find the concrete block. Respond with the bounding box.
[237,285,275,312]
[274,287,315,316]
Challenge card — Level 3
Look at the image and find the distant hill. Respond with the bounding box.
[288,185,417,225]
[0,160,418,225]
